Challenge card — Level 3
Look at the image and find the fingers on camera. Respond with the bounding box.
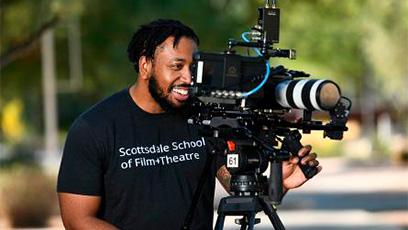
[301,152,317,165]
[298,145,312,157]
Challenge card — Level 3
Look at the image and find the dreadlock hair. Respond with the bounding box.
[127,19,199,72]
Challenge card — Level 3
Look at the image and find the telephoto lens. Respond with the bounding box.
[275,79,341,111]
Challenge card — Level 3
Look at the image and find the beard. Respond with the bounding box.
[148,74,191,113]
[148,75,174,112]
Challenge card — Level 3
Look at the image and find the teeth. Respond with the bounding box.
[173,88,188,95]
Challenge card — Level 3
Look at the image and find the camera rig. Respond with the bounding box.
[182,0,352,229]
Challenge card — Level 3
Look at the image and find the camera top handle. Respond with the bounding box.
[225,0,296,60]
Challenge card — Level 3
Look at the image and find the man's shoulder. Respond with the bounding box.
[77,88,130,126]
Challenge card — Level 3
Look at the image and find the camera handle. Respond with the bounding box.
[281,130,318,179]
[265,0,277,8]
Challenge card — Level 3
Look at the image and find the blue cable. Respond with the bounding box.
[240,32,270,97]
[242,62,271,97]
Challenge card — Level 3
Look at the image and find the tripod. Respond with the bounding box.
[215,195,285,230]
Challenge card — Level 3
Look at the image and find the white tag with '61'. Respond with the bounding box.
[227,154,239,168]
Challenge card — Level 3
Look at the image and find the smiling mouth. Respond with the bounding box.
[171,86,190,101]
[172,88,189,95]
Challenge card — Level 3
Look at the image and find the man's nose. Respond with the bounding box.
[181,67,192,84]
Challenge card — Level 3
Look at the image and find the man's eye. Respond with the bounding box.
[171,64,183,70]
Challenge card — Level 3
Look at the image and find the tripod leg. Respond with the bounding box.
[214,213,226,230]
[239,216,248,230]
[259,199,285,230]
[247,212,257,230]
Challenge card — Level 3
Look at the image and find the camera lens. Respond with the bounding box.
[275,79,341,111]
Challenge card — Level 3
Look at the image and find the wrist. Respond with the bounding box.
[282,184,289,194]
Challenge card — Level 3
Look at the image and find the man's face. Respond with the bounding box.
[148,36,197,111]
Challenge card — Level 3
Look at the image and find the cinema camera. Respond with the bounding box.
[182,0,352,230]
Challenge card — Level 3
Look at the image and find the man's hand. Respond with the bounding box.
[281,145,322,193]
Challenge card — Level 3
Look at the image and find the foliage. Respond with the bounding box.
[360,0,408,107]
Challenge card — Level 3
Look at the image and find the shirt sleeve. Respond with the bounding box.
[57,117,104,195]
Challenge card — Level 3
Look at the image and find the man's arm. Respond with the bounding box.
[58,193,119,230]
[216,165,231,193]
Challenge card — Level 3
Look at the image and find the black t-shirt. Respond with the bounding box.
[57,88,219,230]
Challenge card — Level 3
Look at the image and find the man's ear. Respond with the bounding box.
[138,56,153,80]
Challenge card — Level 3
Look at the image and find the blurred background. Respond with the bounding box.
[0,0,407,229]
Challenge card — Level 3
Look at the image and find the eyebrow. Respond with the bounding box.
[170,58,186,62]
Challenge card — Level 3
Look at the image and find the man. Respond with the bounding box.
[57,19,321,230]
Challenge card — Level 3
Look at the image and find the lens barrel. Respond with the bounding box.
[275,79,341,111]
